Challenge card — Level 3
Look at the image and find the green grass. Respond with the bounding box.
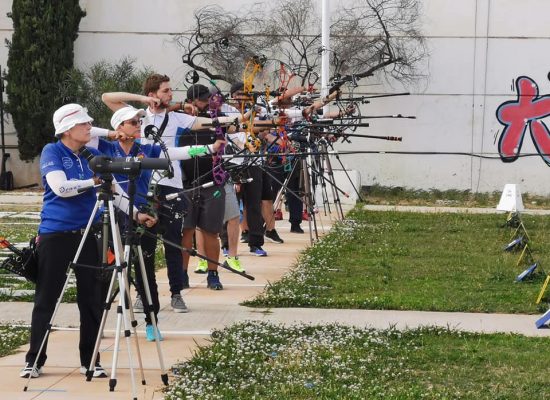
[246,208,550,313]
[364,184,550,208]
[0,325,30,357]
[0,217,166,302]
[166,321,550,400]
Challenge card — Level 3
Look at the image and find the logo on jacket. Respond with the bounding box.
[62,157,73,169]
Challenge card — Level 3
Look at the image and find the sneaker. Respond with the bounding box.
[19,363,42,378]
[194,259,208,274]
[249,246,267,257]
[207,270,223,290]
[133,295,144,313]
[265,229,284,244]
[274,209,283,220]
[302,210,310,221]
[290,223,305,234]
[240,230,249,243]
[221,247,229,257]
[226,256,245,273]
[80,364,107,378]
[171,294,189,313]
[146,324,164,342]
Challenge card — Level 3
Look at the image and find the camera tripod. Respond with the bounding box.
[269,141,348,244]
[87,172,168,395]
[23,173,167,399]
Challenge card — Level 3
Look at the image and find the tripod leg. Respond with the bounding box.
[313,148,331,216]
[87,203,122,381]
[331,147,364,203]
[86,265,117,382]
[271,161,298,227]
[301,158,318,243]
[135,245,169,385]
[23,200,102,392]
[108,244,138,397]
[122,265,146,385]
[321,144,344,220]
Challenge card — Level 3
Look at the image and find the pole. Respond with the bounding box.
[0,65,5,158]
[321,0,330,117]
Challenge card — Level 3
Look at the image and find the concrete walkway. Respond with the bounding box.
[0,192,549,399]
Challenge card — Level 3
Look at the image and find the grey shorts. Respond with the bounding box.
[223,183,240,223]
[182,185,226,234]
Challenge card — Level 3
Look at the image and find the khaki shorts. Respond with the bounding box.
[223,183,240,222]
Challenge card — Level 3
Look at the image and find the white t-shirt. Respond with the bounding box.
[140,109,196,189]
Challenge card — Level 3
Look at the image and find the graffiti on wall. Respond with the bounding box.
[496,76,550,166]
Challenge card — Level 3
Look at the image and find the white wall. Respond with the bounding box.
[2,0,550,194]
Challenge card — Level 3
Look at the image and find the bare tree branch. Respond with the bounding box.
[173,0,427,89]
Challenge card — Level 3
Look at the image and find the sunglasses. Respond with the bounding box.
[123,119,142,127]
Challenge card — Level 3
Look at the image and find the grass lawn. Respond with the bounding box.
[0,325,29,357]
[246,208,550,313]
[364,184,550,209]
[166,321,550,400]
[0,217,166,301]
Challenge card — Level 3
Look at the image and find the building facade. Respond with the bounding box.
[1,0,550,194]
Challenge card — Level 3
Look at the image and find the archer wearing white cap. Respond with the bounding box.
[96,105,225,332]
[21,104,108,379]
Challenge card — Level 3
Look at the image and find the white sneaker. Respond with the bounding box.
[80,364,107,378]
[19,363,42,378]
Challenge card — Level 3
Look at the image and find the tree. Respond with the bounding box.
[175,0,427,90]
[331,0,426,86]
[174,4,275,84]
[58,57,154,130]
[5,0,85,161]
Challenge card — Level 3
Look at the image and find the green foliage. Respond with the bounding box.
[167,321,550,399]
[247,209,550,313]
[5,0,85,160]
[58,57,154,130]
[363,184,550,209]
[0,325,29,357]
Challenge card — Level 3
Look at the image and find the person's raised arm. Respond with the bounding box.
[101,92,160,112]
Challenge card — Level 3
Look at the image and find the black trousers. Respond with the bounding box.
[132,227,159,326]
[26,232,102,368]
[158,185,187,293]
[241,166,265,247]
[268,159,303,225]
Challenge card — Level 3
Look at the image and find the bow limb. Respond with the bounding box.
[208,92,229,185]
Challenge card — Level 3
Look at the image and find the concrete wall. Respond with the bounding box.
[337,0,550,195]
[1,0,550,195]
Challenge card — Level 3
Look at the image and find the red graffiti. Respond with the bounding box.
[497,76,550,165]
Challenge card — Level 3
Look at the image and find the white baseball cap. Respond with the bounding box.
[110,106,146,130]
[53,104,93,137]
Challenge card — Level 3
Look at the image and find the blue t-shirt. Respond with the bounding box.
[39,142,101,233]
[97,139,162,209]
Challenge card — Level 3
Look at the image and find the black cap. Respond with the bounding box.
[187,84,211,101]
[230,82,246,95]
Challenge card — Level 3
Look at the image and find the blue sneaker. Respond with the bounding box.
[146,324,164,342]
[207,270,223,290]
[222,247,229,257]
[249,246,267,257]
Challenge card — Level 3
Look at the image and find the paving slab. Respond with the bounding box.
[0,215,339,399]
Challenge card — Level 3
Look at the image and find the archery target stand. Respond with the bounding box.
[497,183,524,215]
[496,184,543,286]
